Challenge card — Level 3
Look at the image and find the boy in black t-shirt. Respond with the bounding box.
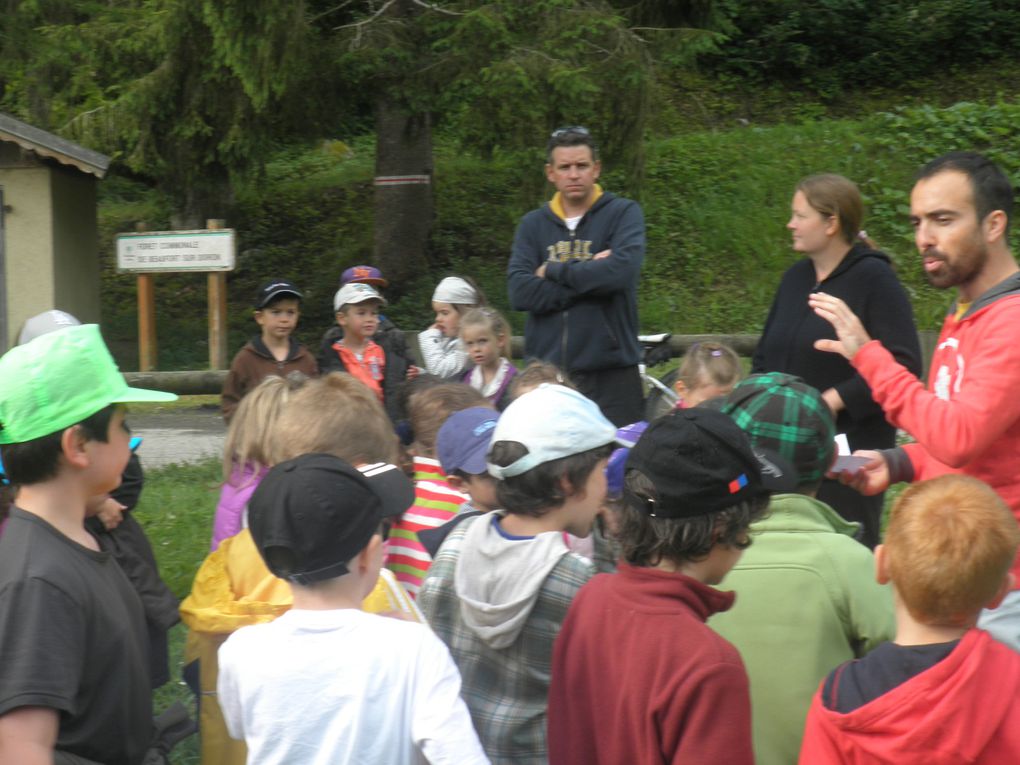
[0,324,175,765]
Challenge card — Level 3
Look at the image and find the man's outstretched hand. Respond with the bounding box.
[808,292,873,360]
[829,449,891,496]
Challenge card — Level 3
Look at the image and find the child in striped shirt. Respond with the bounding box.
[385,383,493,597]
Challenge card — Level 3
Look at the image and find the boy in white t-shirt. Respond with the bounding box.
[217,453,489,765]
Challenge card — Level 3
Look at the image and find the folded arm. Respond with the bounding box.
[543,202,645,297]
[508,226,579,315]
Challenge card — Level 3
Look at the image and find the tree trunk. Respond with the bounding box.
[372,94,434,291]
[168,165,234,230]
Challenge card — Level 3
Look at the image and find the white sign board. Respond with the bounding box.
[116,229,236,273]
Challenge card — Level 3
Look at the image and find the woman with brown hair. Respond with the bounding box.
[753,173,923,547]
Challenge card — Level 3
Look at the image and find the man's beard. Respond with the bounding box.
[923,241,987,290]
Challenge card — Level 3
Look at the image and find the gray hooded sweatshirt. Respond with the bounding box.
[453,513,572,649]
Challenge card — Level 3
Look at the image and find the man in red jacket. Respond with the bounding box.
[809,151,1020,651]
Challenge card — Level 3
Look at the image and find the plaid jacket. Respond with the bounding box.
[419,515,596,765]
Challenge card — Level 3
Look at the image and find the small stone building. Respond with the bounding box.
[0,112,110,351]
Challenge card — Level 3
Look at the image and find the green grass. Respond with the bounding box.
[135,457,220,764]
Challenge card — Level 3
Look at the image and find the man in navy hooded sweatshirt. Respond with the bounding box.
[507,126,645,426]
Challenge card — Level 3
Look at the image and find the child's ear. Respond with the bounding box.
[987,572,1016,610]
[874,543,891,585]
[673,379,689,399]
[558,473,577,499]
[356,533,383,576]
[60,425,90,469]
[446,474,466,492]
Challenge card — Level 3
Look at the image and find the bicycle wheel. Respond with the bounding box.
[644,367,679,421]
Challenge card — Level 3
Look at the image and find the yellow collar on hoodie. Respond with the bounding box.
[550,184,603,221]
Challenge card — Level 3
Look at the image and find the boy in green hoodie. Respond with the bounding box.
[711,372,895,765]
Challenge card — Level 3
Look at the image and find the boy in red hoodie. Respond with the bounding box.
[800,474,1020,764]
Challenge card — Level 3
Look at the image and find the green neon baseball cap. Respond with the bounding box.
[0,323,176,444]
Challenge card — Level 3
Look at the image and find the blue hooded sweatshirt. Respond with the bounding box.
[507,187,644,372]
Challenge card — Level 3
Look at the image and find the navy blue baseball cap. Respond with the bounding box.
[436,407,498,476]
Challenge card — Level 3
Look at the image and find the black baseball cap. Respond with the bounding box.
[254,278,303,309]
[248,453,414,585]
[625,408,795,519]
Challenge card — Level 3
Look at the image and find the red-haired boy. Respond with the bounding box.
[801,475,1020,763]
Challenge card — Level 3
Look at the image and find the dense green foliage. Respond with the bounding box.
[7,2,1020,367]
[94,97,1020,369]
[709,0,1020,97]
[1,0,323,224]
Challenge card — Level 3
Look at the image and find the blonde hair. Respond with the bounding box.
[886,475,1020,626]
[676,342,742,391]
[796,173,873,247]
[223,374,307,482]
[408,383,491,457]
[274,372,400,465]
[459,307,512,359]
[509,361,574,399]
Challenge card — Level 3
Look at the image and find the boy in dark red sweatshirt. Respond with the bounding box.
[548,409,777,765]
[800,474,1020,764]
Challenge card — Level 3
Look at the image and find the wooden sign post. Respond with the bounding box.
[116,224,236,371]
[205,219,229,370]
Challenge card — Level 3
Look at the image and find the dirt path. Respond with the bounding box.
[131,407,226,469]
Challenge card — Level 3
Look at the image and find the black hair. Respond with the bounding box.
[0,482,13,525]
[618,470,769,568]
[451,467,492,481]
[545,126,599,164]
[917,151,1014,234]
[0,405,117,486]
[490,441,613,517]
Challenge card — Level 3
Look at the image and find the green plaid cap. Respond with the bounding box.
[719,372,835,486]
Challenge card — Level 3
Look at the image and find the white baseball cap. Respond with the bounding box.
[333,282,387,312]
[487,384,620,479]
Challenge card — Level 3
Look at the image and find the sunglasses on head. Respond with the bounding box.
[550,125,590,138]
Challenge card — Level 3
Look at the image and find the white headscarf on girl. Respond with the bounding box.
[432,276,478,305]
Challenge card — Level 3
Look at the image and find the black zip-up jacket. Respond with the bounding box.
[753,243,923,451]
[508,189,644,372]
[318,330,406,423]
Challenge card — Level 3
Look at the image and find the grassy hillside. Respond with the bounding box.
[97,100,1020,370]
